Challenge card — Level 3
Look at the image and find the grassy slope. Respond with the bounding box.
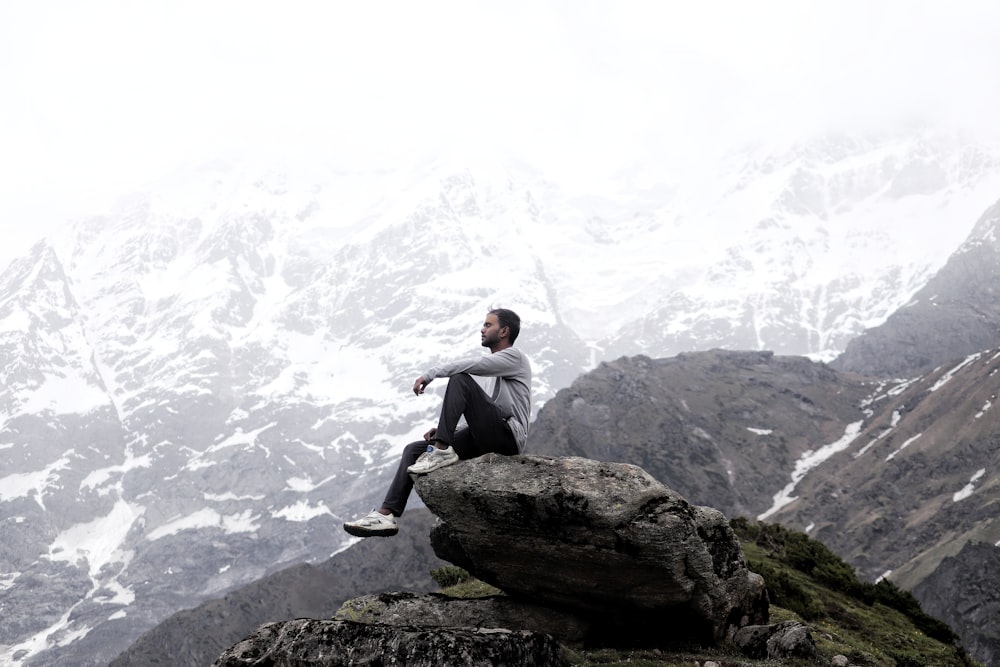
[435,520,982,667]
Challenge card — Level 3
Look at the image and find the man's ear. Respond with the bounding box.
[499,325,509,340]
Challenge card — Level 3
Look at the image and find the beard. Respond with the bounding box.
[481,332,500,348]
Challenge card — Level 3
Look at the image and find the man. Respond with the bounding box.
[343,307,532,537]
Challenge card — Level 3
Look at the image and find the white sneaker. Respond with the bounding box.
[407,445,460,474]
[343,510,398,537]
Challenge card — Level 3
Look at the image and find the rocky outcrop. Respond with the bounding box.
[209,455,773,664]
[913,541,1000,667]
[412,454,769,646]
[211,618,568,667]
[335,592,591,645]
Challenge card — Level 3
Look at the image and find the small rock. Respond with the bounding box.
[732,620,816,660]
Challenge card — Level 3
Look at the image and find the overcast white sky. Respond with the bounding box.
[2,0,999,266]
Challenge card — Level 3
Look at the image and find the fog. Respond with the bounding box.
[2,0,999,265]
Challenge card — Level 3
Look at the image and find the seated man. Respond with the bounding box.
[343,307,532,537]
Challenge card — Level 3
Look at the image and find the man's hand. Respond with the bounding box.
[413,376,431,395]
[423,427,437,441]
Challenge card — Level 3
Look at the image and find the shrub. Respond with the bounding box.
[430,566,473,589]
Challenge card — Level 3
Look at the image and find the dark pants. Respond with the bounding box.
[381,373,518,516]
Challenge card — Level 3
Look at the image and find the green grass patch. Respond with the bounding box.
[427,521,979,666]
[432,566,502,598]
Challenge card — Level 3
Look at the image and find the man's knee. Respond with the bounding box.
[403,440,429,462]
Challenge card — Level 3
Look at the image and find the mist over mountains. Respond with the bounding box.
[2,128,1000,666]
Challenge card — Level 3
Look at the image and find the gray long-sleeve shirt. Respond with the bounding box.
[422,347,532,451]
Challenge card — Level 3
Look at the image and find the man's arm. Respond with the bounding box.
[413,348,524,395]
[424,348,524,381]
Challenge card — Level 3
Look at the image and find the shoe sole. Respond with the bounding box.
[343,524,399,538]
[407,458,459,475]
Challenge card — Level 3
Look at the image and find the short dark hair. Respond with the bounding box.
[489,308,521,344]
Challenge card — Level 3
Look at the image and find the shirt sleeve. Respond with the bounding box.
[423,348,524,381]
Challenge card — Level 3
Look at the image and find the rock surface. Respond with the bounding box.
[732,620,817,660]
[336,591,590,645]
[210,618,568,667]
[413,454,768,645]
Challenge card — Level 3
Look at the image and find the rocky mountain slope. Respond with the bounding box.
[833,197,1000,377]
[2,128,1000,666]
[109,508,446,667]
[914,541,1000,667]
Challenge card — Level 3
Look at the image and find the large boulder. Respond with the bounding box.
[412,454,768,645]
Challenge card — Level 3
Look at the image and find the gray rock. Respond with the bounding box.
[211,618,568,667]
[732,620,816,660]
[336,591,590,645]
[413,454,768,645]
[831,654,850,667]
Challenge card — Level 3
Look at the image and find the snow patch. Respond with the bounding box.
[286,475,337,493]
[0,456,72,506]
[97,579,135,606]
[204,491,266,501]
[80,453,154,492]
[929,352,981,392]
[208,423,278,454]
[886,433,922,461]
[0,308,31,333]
[953,468,987,502]
[272,500,333,522]
[46,499,144,578]
[254,333,396,404]
[20,372,109,415]
[759,420,864,520]
[147,508,260,540]
[853,437,879,458]
[747,427,773,435]
[0,571,20,591]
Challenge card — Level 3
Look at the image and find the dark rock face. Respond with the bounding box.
[413,454,768,645]
[832,198,1000,377]
[527,350,873,519]
[336,591,591,645]
[913,541,1000,667]
[211,618,568,667]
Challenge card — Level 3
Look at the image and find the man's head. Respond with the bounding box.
[481,308,521,351]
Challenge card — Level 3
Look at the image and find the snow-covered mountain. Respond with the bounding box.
[1,128,999,665]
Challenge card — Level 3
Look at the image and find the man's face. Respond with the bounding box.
[481,314,504,349]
